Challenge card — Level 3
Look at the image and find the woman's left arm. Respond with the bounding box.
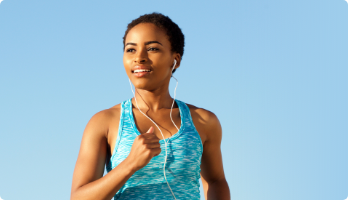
[198,111,230,200]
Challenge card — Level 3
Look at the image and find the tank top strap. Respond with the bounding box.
[122,98,132,120]
[107,100,127,172]
[175,100,194,129]
[175,100,203,150]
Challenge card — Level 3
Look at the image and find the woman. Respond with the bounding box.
[71,13,230,200]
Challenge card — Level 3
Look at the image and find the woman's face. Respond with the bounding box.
[123,23,180,91]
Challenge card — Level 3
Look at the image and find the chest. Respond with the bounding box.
[107,100,207,160]
[132,108,181,140]
[108,116,203,179]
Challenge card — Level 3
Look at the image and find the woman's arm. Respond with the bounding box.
[70,110,161,200]
[191,107,230,200]
[201,112,230,199]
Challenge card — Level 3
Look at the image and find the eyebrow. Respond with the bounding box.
[125,41,163,47]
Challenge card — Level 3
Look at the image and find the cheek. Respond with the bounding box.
[151,55,171,70]
[123,55,132,70]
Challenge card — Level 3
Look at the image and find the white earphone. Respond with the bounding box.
[172,59,177,72]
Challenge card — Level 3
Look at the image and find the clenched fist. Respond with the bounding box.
[126,126,161,171]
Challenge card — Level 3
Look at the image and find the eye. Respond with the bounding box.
[148,47,159,51]
[126,48,135,53]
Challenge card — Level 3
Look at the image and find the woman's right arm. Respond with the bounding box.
[70,111,160,200]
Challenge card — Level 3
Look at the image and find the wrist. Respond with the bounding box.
[123,157,138,174]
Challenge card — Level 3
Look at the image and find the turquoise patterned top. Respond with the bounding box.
[106,98,203,199]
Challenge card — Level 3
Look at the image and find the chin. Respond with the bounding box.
[131,79,155,90]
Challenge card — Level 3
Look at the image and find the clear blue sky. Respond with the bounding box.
[0,0,347,200]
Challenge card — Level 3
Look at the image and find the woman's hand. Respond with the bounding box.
[126,126,161,171]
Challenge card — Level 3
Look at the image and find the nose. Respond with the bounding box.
[134,47,148,64]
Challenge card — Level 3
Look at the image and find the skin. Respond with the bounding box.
[70,23,230,200]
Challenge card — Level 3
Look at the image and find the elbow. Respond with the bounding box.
[206,178,230,200]
[206,176,228,185]
[70,187,81,200]
[70,191,77,200]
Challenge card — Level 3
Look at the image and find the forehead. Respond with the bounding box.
[125,23,170,45]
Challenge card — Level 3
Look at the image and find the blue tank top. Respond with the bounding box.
[106,98,203,199]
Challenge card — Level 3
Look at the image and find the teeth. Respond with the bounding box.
[134,69,151,73]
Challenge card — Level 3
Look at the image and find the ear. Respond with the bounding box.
[173,53,181,70]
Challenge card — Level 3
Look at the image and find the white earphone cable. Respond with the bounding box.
[170,75,180,132]
[128,60,178,199]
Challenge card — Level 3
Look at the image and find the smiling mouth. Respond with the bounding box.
[133,69,151,73]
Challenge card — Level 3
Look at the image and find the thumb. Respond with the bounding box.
[146,126,154,134]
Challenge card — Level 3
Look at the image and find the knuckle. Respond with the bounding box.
[139,137,145,143]
[146,150,152,157]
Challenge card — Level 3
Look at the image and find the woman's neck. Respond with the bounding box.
[132,87,174,112]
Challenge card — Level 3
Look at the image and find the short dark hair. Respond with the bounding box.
[123,12,185,73]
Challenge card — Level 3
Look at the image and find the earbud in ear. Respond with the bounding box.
[172,60,177,72]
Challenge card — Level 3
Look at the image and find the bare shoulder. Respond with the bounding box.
[77,103,122,164]
[71,104,122,193]
[186,104,219,122]
[186,104,222,144]
[83,104,122,139]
